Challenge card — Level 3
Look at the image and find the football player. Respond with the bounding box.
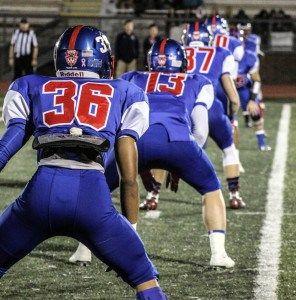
[236,23,271,151]
[208,15,245,172]
[140,22,245,210]
[0,26,167,300]
[209,15,244,77]
[183,21,245,209]
[238,23,266,127]
[70,38,235,269]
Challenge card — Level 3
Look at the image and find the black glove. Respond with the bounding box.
[166,172,180,193]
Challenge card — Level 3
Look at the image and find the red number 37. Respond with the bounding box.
[42,80,113,131]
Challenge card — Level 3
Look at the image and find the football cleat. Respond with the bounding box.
[229,191,246,209]
[69,243,92,265]
[139,191,159,211]
[260,145,272,151]
[210,253,235,268]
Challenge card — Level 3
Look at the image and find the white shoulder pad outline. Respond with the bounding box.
[196,83,214,110]
[120,100,150,139]
[233,45,244,62]
[3,90,30,126]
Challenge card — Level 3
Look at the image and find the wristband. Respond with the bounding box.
[250,92,257,101]
[132,223,137,230]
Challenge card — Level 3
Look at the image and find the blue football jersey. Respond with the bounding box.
[3,74,149,151]
[236,50,259,89]
[244,34,261,54]
[213,34,244,62]
[185,46,236,95]
[121,71,214,142]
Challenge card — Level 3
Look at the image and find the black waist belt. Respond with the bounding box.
[32,133,110,165]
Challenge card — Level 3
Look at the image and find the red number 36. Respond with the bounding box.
[42,80,113,131]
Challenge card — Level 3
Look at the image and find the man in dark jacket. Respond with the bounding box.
[143,24,161,67]
[115,19,139,77]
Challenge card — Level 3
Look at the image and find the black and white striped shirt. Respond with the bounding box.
[11,29,38,58]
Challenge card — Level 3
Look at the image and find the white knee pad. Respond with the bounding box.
[222,144,239,167]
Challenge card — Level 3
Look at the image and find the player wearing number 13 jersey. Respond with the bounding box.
[0,26,168,300]
[182,21,245,209]
[71,39,235,268]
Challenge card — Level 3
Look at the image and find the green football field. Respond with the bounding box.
[0,100,295,299]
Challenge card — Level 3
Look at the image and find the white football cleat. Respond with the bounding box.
[260,145,272,151]
[69,243,92,265]
[210,253,235,268]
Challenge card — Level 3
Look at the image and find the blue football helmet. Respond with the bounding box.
[237,22,252,42]
[54,25,113,78]
[182,21,212,47]
[206,15,229,35]
[148,38,187,73]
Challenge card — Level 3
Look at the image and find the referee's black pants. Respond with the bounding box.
[13,55,33,81]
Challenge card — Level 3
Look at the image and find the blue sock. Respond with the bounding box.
[136,287,168,300]
[0,267,7,278]
[255,130,266,148]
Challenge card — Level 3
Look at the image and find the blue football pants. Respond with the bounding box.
[208,99,234,151]
[106,124,221,194]
[0,166,157,287]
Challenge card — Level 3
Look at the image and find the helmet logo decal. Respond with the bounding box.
[65,50,78,67]
[157,54,166,66]
[193,31,200,40]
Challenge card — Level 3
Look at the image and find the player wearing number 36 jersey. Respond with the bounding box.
[0,26,167,300]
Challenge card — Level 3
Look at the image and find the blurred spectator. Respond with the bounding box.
[115,19,139,77]
[234,9,250,22]
[9,18,38,81]
[143,24,162,65]
[183,0,203,9]
[116,0,133,9]
[253,9,269,45]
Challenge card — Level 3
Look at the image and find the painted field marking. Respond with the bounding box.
[254,104,291,300]
[144,210,162,219]
[235,212,296,216]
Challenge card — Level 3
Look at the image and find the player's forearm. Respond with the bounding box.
[0,124,27,171]
[9,46,14,59]
[250,72,261,101]
[120,179,139,225]
[115,136,139,225]
[191,105,209,148]
[221,74,240,113]
[32,47,38,60]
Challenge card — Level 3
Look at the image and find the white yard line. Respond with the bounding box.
[235,211,266,215]
[235,211,296,216]
[144,210,162,219]
[254,104,291,300]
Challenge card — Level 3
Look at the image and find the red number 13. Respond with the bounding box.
[43,80,113,131]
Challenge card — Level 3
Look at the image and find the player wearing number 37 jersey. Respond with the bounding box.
[182,21,245,209]
[0,26,167,300]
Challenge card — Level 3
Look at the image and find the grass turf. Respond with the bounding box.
[0,101,293,299]
[278,104,296,300]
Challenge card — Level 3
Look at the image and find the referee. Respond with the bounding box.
[9,18,38,80]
